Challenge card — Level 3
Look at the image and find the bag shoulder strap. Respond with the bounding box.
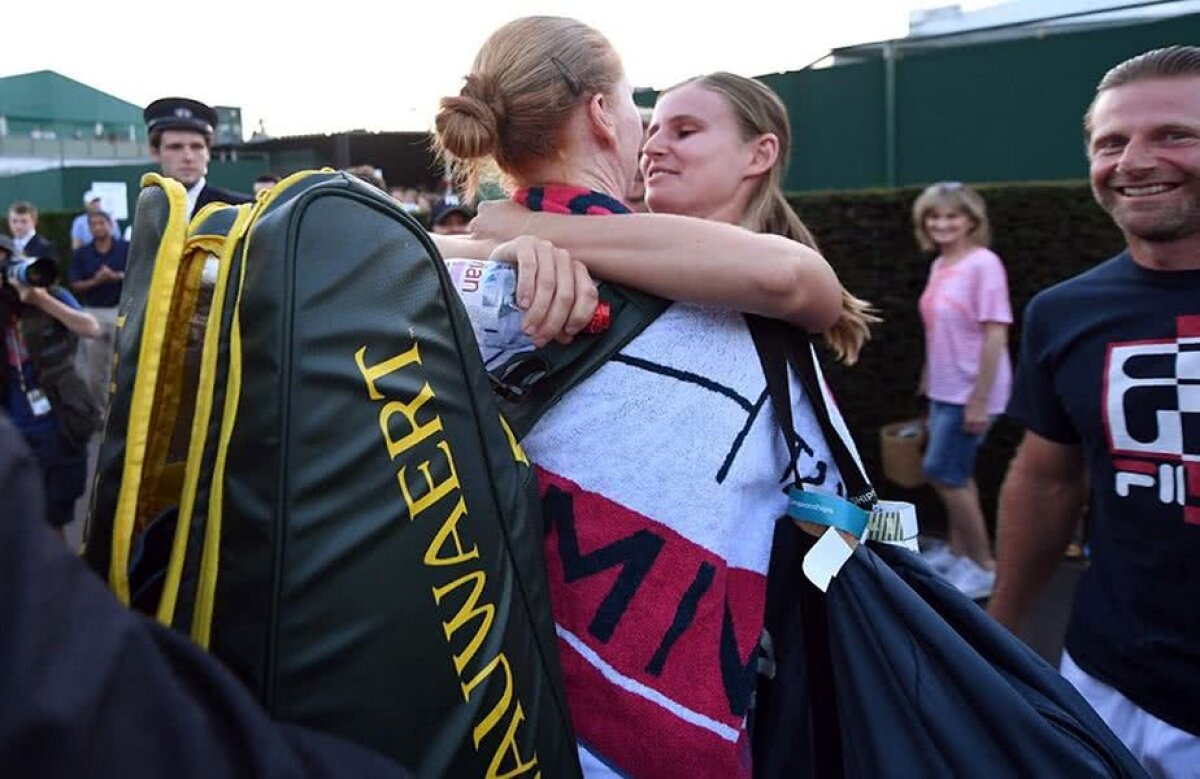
[745,314,876,508]
[495,283,669,439]
[744,314,802,486]
[745,312,849,778]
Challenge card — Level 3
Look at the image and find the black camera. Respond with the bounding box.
[1,255,58,288]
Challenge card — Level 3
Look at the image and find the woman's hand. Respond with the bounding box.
[489,236,599,348]
[963,397,990,436]
[470,200,532,244]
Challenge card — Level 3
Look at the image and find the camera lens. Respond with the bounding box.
[8,257,58,288]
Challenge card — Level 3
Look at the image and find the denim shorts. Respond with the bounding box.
[922,400,990,488]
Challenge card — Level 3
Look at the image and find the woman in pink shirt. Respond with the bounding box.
[913,182,1013,600]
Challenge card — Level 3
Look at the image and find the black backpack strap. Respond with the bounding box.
[745,314,803,487]
[790,343,874,509]
[495,283,670,439]
[748,313,877,779]
[746,314,876,510]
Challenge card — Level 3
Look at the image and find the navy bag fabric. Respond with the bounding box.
[751,521,1147,778]
[745,316,1145,779]
[0,412,408,778]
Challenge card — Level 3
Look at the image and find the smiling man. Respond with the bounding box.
[989,46,1200,774]
[144,97,252,220]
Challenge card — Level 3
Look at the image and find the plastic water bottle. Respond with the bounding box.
[445,258,610,351]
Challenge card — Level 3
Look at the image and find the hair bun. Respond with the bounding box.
[435,73,502,160]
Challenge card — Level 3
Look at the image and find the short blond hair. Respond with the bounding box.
[1085,46,1200,138]
[911,182,991,252]
[8,200,37,220]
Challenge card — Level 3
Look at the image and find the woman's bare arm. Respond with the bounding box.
[430,234,493,260]
[964,322,1008,434]
[470,202,843,331]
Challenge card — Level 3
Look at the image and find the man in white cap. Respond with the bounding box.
[70,191,119,250]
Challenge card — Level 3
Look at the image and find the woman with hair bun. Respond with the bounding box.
[434,16,870,778]
[433,21,850,345]
[442,38,1145,778]
[473,71,879,363]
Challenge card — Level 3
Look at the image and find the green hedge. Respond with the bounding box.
[36,212,78,267]
[791,181,1125,535]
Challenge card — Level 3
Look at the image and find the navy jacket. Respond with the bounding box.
[195,183,253,214]
[0,412,408,778]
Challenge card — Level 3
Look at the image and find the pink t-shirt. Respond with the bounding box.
[918,246,1013,415]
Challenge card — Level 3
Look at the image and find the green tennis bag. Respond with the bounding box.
[86,171,579,777]
[86,172,199,605]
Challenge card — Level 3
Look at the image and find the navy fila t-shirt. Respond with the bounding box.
[1008,251,1200,736]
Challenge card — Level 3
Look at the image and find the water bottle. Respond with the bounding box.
[445,258,610,351]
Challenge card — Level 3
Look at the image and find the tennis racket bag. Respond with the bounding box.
[86,171,579,777]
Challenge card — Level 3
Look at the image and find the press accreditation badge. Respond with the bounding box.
[26,388,52,417]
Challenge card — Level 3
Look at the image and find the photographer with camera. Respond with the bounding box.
[1,235,101,536]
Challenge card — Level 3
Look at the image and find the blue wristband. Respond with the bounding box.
[787,488,870,538]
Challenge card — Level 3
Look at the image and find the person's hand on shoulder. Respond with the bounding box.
[490,236,598,347]
[470,199,532,244]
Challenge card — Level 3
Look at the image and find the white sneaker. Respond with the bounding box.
[920,543,961,575]
[945,557,996,600]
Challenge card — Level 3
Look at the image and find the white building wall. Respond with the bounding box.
[910,0,1200,36]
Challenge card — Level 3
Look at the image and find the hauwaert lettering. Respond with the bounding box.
[356,339,540,777]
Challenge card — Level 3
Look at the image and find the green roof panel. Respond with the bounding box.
[0,70,143,128]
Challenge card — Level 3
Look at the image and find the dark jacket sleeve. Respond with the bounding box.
[0,413,408,778]
[196,185,254,213]
[26,234,57,262]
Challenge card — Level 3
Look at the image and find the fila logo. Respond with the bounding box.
[1105,315,1200,524]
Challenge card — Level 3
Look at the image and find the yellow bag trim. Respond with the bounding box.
[137,241,207,529]
[191,288,244,646]
[190,205,264,646]
[190,201,231,233]
[157,207,257,628]
[174,168,331,639]
[499,414,529,466]
[188,170,329,644]
[109,174,189,604]
[258,168,328,210]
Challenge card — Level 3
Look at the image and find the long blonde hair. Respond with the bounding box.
[433,16,624,200]
[663,73,878,364]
